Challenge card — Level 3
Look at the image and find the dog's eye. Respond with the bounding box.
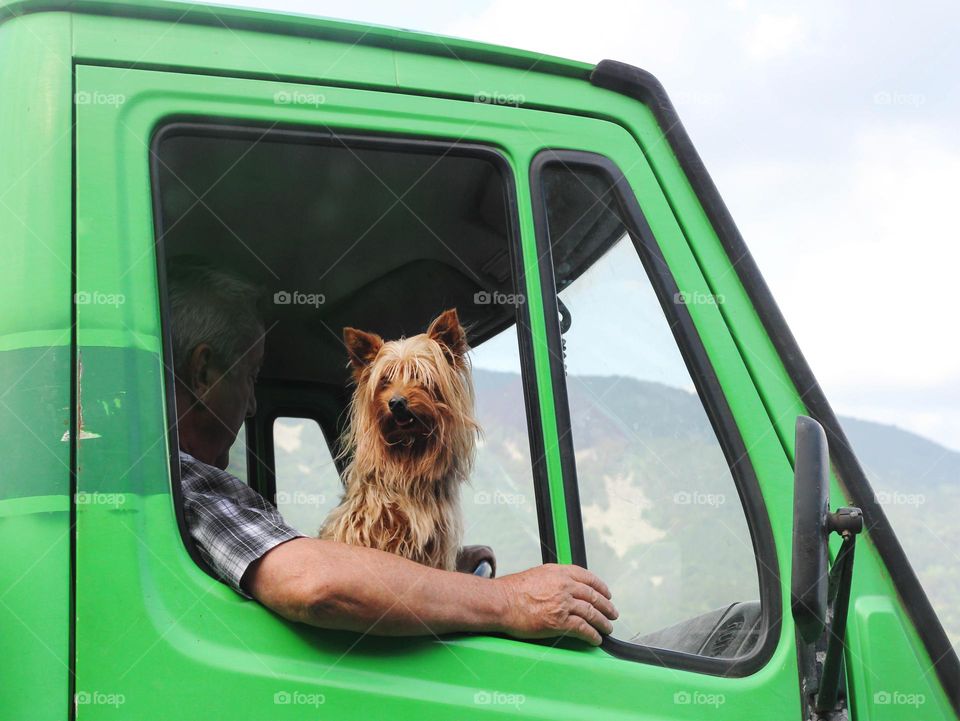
[378,377,390,389]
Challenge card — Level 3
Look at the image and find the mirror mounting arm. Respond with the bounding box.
[815,507,863,714]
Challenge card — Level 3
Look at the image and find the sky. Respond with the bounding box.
[196,0,960,452]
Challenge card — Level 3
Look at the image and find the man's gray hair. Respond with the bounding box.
[167,257,265,377]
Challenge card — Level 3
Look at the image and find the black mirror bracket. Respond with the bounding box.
[799,505,864,720]
[813,507,863,715]
[799,507,863,721]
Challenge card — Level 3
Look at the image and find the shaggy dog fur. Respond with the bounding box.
[319,309,479,570]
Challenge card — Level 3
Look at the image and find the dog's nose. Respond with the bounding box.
[388,396,408,414]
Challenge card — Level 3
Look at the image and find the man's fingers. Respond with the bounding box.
[570,599,614,636]
[565,616,602,646]
[564,565,612,600]
[571,583,619,621]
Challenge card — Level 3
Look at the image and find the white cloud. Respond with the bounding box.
[443,0,695,67]
[726,124,960,448]
[743,125,960,385]
[274,418,305,453]
[742,13,808,60]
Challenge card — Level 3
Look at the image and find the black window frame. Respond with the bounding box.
[151,120,560,589]
[530,149,782,676]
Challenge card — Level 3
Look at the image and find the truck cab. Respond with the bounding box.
[0,1,956,719]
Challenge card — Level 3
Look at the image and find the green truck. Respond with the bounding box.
[1,1,956,719]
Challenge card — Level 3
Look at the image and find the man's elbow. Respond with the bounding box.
[242,539,344,627]
[243,538,364,629]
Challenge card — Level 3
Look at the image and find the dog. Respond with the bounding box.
[319,308,479,571]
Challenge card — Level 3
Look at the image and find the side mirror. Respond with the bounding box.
[791,415,830,643]
[790,415,864,714]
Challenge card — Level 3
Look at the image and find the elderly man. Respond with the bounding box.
[169,259,617,645]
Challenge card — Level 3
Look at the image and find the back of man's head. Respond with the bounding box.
[166,257,265,378]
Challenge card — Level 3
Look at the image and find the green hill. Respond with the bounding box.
[263,368,958,651]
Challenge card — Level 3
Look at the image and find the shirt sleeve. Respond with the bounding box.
[179,455,306,599]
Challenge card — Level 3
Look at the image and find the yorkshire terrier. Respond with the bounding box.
[320,308,479,571]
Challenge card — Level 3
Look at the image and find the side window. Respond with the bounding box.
[272,417,341,536]
[538,159,762,657]
[154,125,549,581]
[224,421,248,484]
[463,326,542,576]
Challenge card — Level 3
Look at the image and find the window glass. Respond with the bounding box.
[542,162,761,655]
[463,326,543,576]
[273,417,341,536]
[224,421,248,485]
[154,125,546,579]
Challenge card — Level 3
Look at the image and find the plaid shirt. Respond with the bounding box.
[179,451,305,598]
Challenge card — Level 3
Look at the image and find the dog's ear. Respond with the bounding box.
[427,308,468,362]
[343,327,383,375]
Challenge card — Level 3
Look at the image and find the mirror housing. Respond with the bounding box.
[791,415,830,643]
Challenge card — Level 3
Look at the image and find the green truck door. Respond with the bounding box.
[74,64,802,719]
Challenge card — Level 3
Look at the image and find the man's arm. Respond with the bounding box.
[243,538,618,645]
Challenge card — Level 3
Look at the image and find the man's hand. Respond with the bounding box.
[456,545,496,577]
[493,564,617,646]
